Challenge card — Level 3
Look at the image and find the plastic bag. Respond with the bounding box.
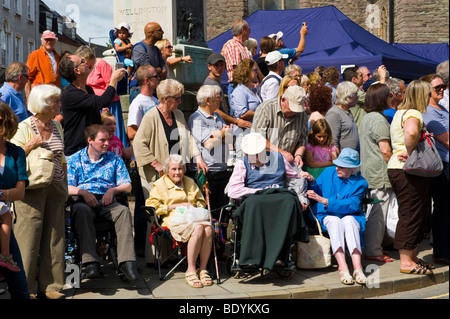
[171,206,209,226]
[386,192,398,239]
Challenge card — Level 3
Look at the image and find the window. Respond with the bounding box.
[248,0,300,15]
[14,0,22,15]
[46,12,53,30]
[15,35,22,61]
[0,29,6,66]
[0,20,12,67]
[2,0,10,9]
[28,40,35,55]
[57,17,63,34]
[27,0,34,21]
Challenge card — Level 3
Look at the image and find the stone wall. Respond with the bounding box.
[206,0,449,44]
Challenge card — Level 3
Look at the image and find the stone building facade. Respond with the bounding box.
[206,0,449,44]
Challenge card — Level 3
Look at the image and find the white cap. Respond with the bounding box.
[268,31,283,42]
[241,133,267,156]
[282,86,306,113]
[265,50,289,65]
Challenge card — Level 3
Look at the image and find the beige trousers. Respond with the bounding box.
[13,179,68,294]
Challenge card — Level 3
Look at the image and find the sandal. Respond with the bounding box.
[339,269,354,285]
[416,258,435,270]
[198,269,213,286]
[185,272,203,288]
[365,255,393,262]
[400,264,433,275]
[353,268,366,285]
[0,253,20,272]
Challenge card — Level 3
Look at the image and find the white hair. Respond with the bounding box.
[196,85,222,106]
[436,60,449,84]
[27,84,61,114]
[156,79,184,101]
[285,64,302,77]
[163,154,185,174]
[334,81,358,106]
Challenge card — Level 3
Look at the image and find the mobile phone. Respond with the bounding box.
[115,62,124,70]
[302,22,306,27]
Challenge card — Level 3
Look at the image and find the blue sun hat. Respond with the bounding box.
[332,148,361,168]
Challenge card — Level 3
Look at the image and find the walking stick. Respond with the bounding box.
[203,181,221,284]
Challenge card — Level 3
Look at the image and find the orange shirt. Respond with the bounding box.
[26,46,61,88]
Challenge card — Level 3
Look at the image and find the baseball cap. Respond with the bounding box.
[268,31,283,42]
[265,51,289,65]
[207,52,226,65]
[42,30,58,40]
[282,86,306,113]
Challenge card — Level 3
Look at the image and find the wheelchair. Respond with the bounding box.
[140,202,234,283]
[64,193,131,283]
[225,190,309,279]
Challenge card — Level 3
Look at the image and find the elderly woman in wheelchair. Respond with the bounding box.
[146,154,214,288]
[227,133,313,272]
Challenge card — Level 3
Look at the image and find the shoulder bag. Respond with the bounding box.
[401,111,443,178]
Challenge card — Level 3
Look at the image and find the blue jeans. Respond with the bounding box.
[0,231,30,299]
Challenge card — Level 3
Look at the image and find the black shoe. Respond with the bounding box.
[83,262,101,279]
[119,261,139,282]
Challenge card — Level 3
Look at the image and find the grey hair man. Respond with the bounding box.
[0,62,29,122]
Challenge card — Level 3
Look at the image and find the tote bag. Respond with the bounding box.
[26,146,55,189]
[296,214,332,269]
[401,111,443,177]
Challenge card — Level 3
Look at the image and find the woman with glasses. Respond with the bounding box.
[325,81,360,153]
[155,38,193,79]
[421,74,449,265]
[387,80,435,275]
[133,79,208,265]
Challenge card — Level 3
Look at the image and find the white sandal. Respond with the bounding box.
[339,269,354,285]
[353,268,366,285]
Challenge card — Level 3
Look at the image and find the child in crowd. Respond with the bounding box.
[0,201,20,272]
[304,118,339,178]
[101,112,133,160]
[113,22,134,76]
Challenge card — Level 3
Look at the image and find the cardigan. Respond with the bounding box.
[133,106,200,184]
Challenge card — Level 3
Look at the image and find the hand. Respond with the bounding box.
[151,160,164,177]
[182,55,193,63]
[281,150,294,163]
[111,68,126,83]
[307,190,328,206]
[377,65,387,83]
[294,154,304,167]
[236,119,252,129]
[300,171,315,183]
[300,23,308,36]
[101,188,115,206]
[301,203,308,212]
[29,135,44,150]
[196,156,209,174]
[80,189,98,208]
[397,151,409,162]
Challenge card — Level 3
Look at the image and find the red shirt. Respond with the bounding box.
[222,37,252,82]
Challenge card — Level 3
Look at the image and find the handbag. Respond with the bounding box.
[296,214,332,269]
[26,146,56,189]
[401,111,443,178]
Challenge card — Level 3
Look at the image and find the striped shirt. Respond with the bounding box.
[251,98,308,155]
[222,37,253,83]
[30,117,65,182]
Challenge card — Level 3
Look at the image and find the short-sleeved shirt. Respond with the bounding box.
[0,83,28,122]
[67,147,131,195]
[422,105,449,163]
[131,41,165,77]
[188,108,228,172]
[360,112,391,189]
[325,105,360,153]
[222,37,253,82]
[259,71,282,102]
[127,93,159,128]
[388,109,424,170]
[229,84,261,119]
[251,97,308,155]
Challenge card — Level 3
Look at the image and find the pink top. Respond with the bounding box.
[306,143,337,163]
[87,59,120,102]
[227,155,300,199]
[108,135,124,157]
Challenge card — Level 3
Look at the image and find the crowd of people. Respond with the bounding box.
[0,18,448,298]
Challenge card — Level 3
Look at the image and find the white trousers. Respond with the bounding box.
[323,215,361,255]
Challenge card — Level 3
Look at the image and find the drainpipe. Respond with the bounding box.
[389,0,394,44]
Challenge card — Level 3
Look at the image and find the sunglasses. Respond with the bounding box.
[169,96,182,102]
[433,84,446,91]
[74,59,86,68]
[165,45,173,49]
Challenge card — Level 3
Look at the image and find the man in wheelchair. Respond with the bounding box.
[67,124,138,282]
[227,133,312,272]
